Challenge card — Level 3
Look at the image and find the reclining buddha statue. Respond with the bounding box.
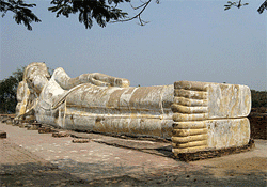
[16,62,252,154]
[16,62,174,138]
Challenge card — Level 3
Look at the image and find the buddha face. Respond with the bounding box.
[25,62,50,94]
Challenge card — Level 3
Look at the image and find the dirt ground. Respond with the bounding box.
[0,122,266,186]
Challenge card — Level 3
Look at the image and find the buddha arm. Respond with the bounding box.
[52,67,130,90]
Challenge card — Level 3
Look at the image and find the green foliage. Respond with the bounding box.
[0,0,131,30]
[1,0,265,31]
[251,90,267,108]
[48,0,130,29]
[224,0,267,13]
[0,0,41,30]
[0,66,25,113]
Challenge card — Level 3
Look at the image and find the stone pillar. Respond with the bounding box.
[171,81,251,156]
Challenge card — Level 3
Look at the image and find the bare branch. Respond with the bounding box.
[224,0,249,11]
[258,0,267,14]
[111,0,152,26]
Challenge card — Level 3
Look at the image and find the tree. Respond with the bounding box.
[0,0,154,30]
[251,90,267,108]
[0,66,25,113]
[224,0,267,13]
[2,0,265,31]
[257,0,267,13]
[0,0,41,30]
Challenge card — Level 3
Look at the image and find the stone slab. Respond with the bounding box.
[0,130,6,139]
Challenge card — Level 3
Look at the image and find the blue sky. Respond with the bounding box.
[0,0,266,91]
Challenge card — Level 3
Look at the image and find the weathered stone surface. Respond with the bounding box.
[18,123,29,128]
[52,67,130,89]
[0,130,6,138]
[72,139,90,143]
[26,122,41,130]
[5,120,13,125]
[172,80,251,154]
[15,63,251,155]
[52,130,69,137]
[174,81,251,119]
[15,62,173,139]
[206,118,250,149]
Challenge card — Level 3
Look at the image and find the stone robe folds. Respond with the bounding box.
[17,62,174,139]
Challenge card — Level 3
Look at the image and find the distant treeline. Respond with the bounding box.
[251,90,267,108]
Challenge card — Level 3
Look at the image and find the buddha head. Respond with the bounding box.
[24,62,50,95]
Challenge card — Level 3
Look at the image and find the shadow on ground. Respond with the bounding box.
[1,161,266,187]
